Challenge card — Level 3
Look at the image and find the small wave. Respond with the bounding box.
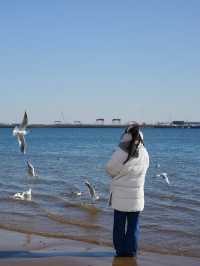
[142,223,160,230]
[157,203,200,213]
[141,243,200,258]
[159,194,176,200]
[64,201,102,214]
[0,211,35,218]
[0,224,112,247]
[0,182,22,191]
[157,228,200,239]
[45,211,102,230]
[0,197,40,208]
[34,192,65,203]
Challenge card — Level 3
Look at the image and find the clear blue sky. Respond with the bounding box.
[0,0,199,124]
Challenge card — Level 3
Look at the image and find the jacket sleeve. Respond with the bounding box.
[105,147,128,178]
[106,146,150,179]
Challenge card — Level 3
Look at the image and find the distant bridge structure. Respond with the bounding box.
[96,118,104,125]
[112,118,121,124]
[74,121,81,125]
[54,120,62,124]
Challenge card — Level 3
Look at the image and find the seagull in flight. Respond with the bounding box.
[27,161,36,177]
[156,172,170,185]
[85,180,100,201]
[13,112,28,154]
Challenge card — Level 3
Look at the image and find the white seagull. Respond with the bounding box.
[13,188,32,201]
[71,191,82,196]
[27,161,36,177]
[85,180,100,201]
[13,112,28,154]
[24,188,32,200]
[13,192,24,200]
[156,172,170,185]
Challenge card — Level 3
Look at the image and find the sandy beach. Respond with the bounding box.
[0,229,199,266]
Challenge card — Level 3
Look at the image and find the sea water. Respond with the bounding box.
[0,127,199,257]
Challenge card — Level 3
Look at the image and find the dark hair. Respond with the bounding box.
[125,125,140,141]
[123,125,143,164]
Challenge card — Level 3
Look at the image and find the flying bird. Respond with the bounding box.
[27,161,36,177]
[156,172,170,185]
[13,112,28,154]
[85,180,100,201]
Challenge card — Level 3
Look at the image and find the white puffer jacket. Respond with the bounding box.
[106,143,149,212]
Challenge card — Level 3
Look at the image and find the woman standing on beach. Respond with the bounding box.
[106,125,149,257]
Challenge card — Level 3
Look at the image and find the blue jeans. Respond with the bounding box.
[113,209,140,256]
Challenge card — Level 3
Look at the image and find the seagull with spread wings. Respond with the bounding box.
[13,112,28,154]
[156,172,170,185]
[85,180,100,201]
[27,161,36,177]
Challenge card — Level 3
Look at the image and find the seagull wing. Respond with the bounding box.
[14,192,24,200]
[165,176,170,185]
[85,181,95,198]
[25,188,32,197]
[27,161,35,176]
[13,126,19,136]
[161,173,170,185]
[17,133,26,154]
[14,192,20,197]
[20,111,28,130]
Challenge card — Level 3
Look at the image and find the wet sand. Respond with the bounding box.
[0,229,199,266]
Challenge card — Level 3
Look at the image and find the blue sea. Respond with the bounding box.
[0,127,199,257]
